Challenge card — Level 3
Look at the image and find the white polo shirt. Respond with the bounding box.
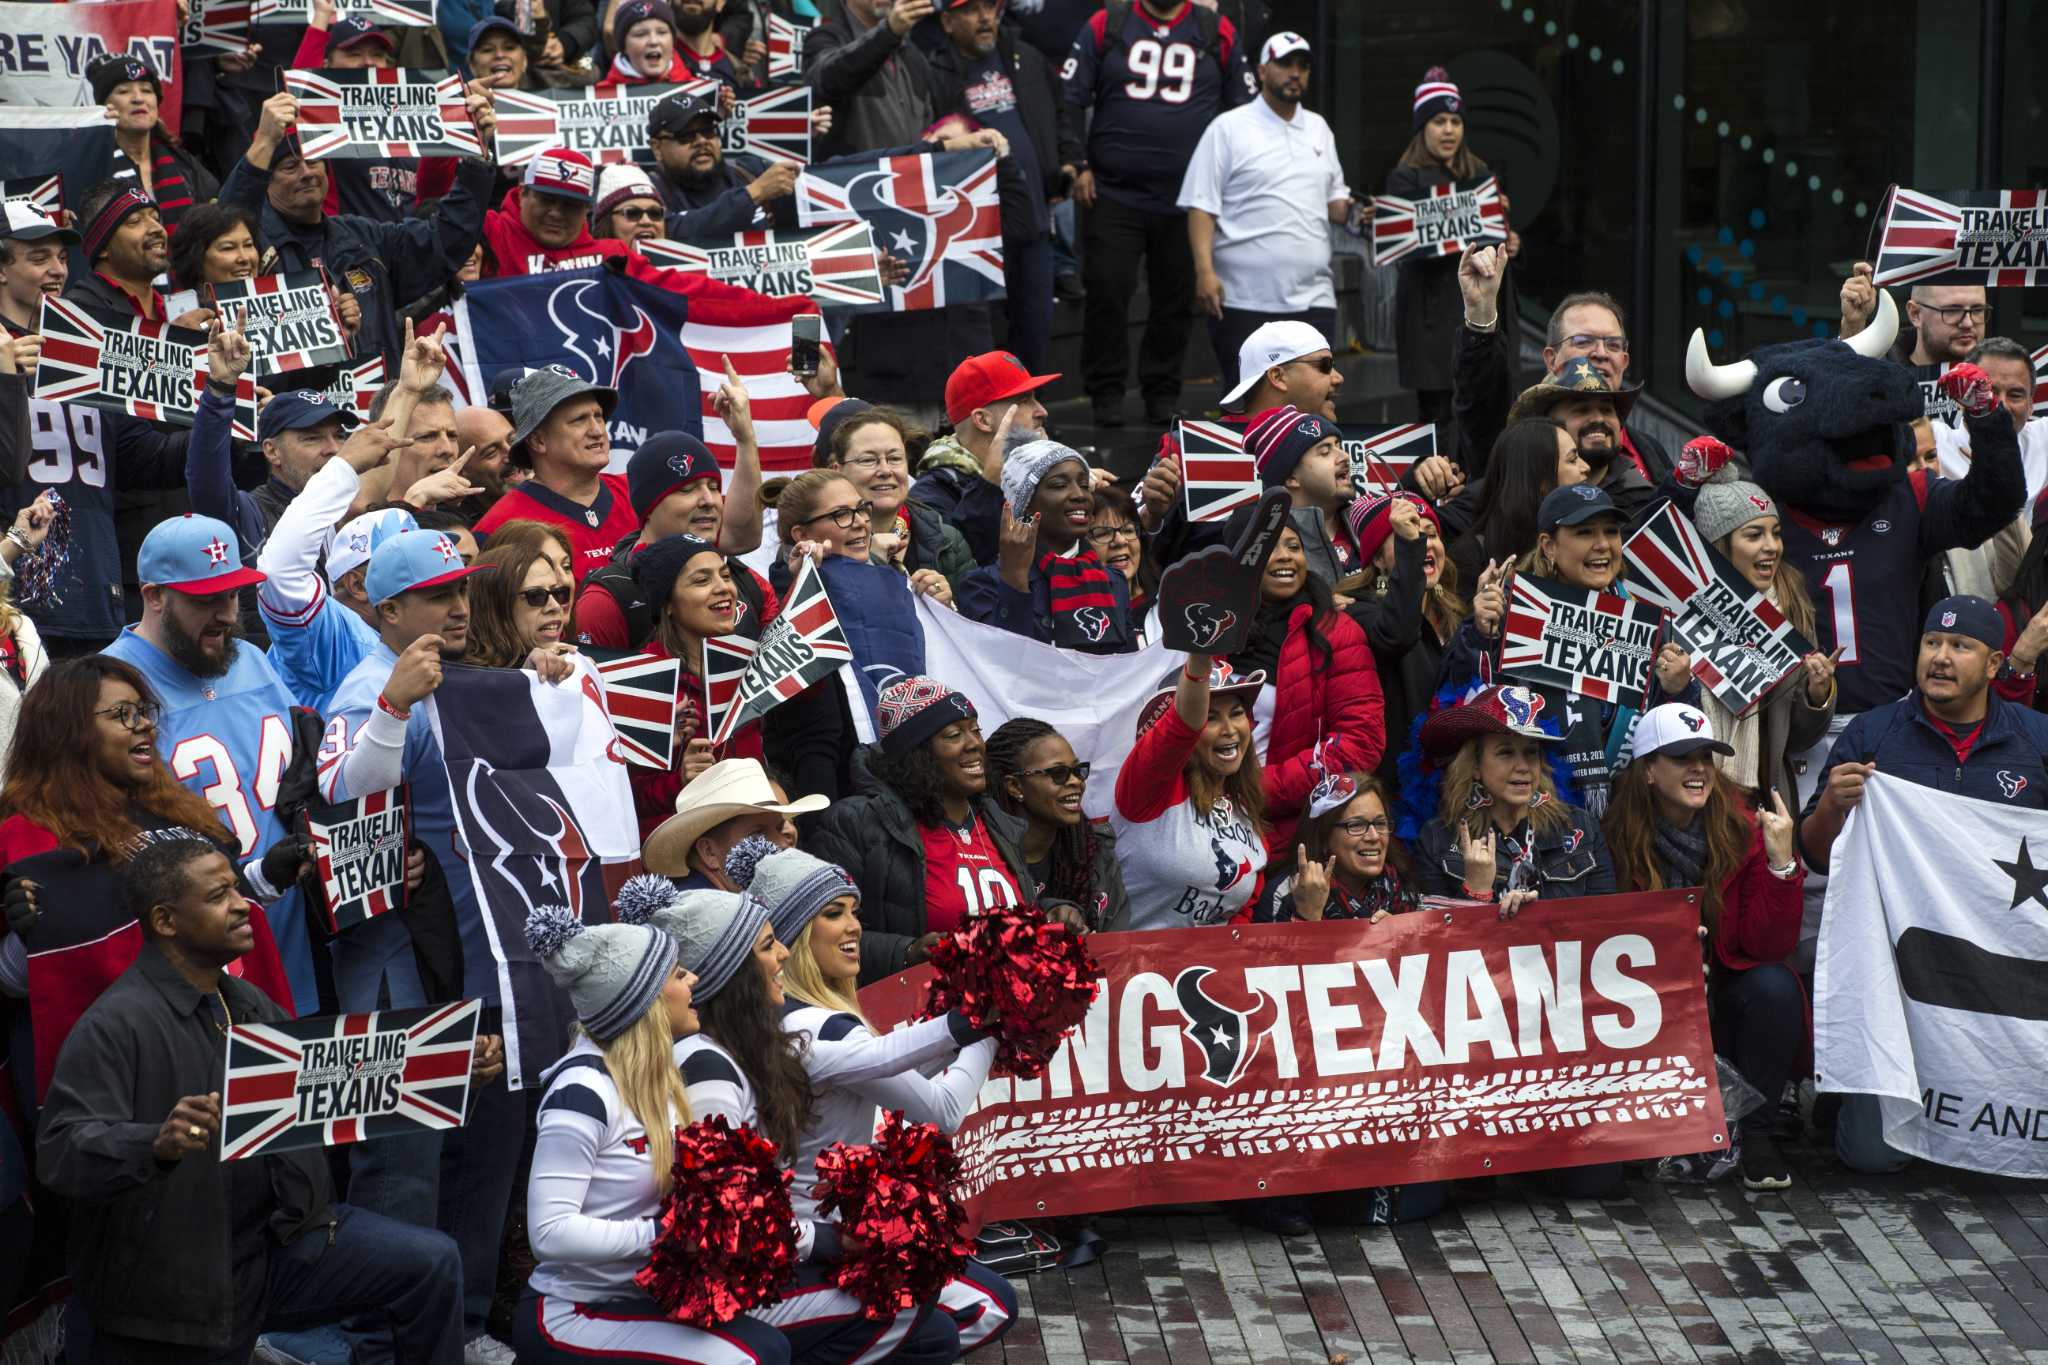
[1177,95,1349,315]
[1932,413,2048,504]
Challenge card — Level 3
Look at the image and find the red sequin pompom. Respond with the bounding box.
[811,1111,974,1320]
[924,903,1101,1078]
[635,1116,797,1326]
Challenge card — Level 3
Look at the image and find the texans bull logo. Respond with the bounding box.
[547,278,659,390]
[1073,606,1110,642]
[1999,770,2029,799]
[1172,965,1277,1088]
[844,164,980,295]
[1182,603,1236,650]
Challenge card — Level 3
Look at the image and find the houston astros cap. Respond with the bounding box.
[138,514,266,595]
[366,529,492,605]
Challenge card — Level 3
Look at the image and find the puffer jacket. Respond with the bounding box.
[1260,601,1384,853]
[806,750,1039,982]
[910,433,1003,564]
[1415,806,1617,899]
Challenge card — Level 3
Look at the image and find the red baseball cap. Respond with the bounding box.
[944,350,1058,427]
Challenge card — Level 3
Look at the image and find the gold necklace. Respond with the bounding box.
[211,989,234,1037]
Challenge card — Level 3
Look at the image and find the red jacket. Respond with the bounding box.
[625,633,765,843]
[1260,602,1385,854]
[1711,818,1804,971]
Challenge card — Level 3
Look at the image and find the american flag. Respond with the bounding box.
[491,81,717,168]
[285,68,480,159]
[1344,422,1436,497]
[589,648,682,770]
[797,149,1003,311]
[640,221,883,310]
[184,0,254,52]
[723,83,812,165]
[705,555,849,746]
[1369,176,1506,266]
[682,314,817,473]
[767,14,811,80]
[219,1000,480,1160]
[1179,419,1257,524]
[254,0,434,24]
[33,295,207,425]
[1873,187,2048,288]
[0,173,62,224]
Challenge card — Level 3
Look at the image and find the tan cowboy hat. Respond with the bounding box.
[641,758,828,875]
[1506,355,1641,423]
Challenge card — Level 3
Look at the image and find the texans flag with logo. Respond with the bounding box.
[1369,176,1506,266]
[1872,187,2048,287]
[1179,419,1258,524]
[286,68,481,159]
[703,555,850,746]
[0,173,62,223]
[722,83,811,164]
[1344,422,1436,497]
[1818,775,2048,1176]
[220,1000,480,1160]
[641,222,883,310]
[491,80,715,168]
[425,660,638,1088]
[1499,573,1663,710]
[588,648,681,769]
[182,0,251,51]
[767,13,810,78]
[797,148,1003,310]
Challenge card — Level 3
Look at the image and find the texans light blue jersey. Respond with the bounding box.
[264,572,380,715]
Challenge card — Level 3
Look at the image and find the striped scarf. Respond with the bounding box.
[1038,547,1126,653]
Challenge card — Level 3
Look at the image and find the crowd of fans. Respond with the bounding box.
[0,3,2042,1363]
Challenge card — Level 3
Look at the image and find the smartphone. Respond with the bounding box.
[790,314,822,378]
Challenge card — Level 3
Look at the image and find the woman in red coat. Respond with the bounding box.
[1603,702,1803,1193]
[1221,507,1385,857]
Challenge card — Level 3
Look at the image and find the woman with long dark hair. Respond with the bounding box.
[1447,419,1587,590]
[1340,491,1467,790]
[167,203,261,292]
[985,717,1128,929]
[1602,703,1803,1190]
[464,520,580,671]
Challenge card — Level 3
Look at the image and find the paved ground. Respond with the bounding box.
[989,1137,2048,1364]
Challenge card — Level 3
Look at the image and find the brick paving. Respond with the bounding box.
[990,1139,2048,1364]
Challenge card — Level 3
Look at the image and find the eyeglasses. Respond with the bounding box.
[1333,816,1390,838]
[800,500,873,530]
[1019,761,1091,786]
[1562,333,1630,354]
[1085,523,1137,546]
[1285,354,1337,374]
[612,205,663,223]
[840,452,909,473]
[519,585,574,608]
[95,700,160,732]
[1926,304,1988,325]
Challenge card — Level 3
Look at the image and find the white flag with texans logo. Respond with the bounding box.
[1815,772,2048,1175]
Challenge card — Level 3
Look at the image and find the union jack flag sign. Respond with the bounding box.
[2033,343,2048,408]
[1179,419,1258,525]
[254,0,434,25]
[1344,422,1436,497]
[182,0,253,52]
[722,83,811,165]
[491,81,717,168]
[767,13,811,79]
[240,357,383,442]
[33,296,207,425]
[0,174,64,224]
[589,649,681,769]
[1368,176,1506,267]
[1872,187,2048,287]
[305,785,411,934]
[286,68,481,160]
[1499,573,1662,710]
[220,999,480,1160]
[705,556,850,746]
[701,632,755,753]
[210,270,348,376]
[797,149,1003,311]
[640,221,883,309]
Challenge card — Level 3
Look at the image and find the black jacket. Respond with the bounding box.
[1415,806,1617,899]
[925,24,1082,211]
[656,152,780,241]
[1344,532,1445,790]
[806,0,935,159]
[36,945,336,1352]
[1450,318,1673,489]
[807,752,1039,982]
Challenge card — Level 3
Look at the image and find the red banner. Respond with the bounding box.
[858,891,1723,1222]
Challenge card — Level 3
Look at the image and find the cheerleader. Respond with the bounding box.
[620,878,971,1364]
[730,841,1018,1353]
[516,907,789,1365]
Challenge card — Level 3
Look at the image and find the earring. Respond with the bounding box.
[1466,782,1493,810]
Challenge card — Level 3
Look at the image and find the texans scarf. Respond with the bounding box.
[1040,548,1129,654]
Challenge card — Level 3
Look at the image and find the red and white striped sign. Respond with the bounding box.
[640,222,883,310]
[683,314,818,473]
[1872,187,2048,288]
[1344,421,1436,497]
[706,555,849,745]
[592,649,682,770]
[1499,573,1662,710]
[306,785,411,934]
[491,80,716,168]
[286,68,481,159]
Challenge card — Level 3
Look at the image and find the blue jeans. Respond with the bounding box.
[1835,1094,1912,1173]
[1710,962,1804,1135]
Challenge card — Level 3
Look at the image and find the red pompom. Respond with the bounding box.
[812,1111,975,1320]
[1674,435,1735,488]
[923,903,1101,1078]
[635,1116,798,1326]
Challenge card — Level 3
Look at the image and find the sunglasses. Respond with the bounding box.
[1286,354,1337,374]
[1019,761,1091,786]
[612,204,663,223]
[519,585,574,608]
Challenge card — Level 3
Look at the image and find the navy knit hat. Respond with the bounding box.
[89,54,161,106]
[627,432,721,520]
[1244,404,1339,490]
[79,187,156,266]
[629,532,721,612]
[733,846,860,946]
[1923,594,2004,651]
[1412,65,1462,131]
[612,0,676,56]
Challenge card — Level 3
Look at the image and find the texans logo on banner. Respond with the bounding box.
[1622,504,1810,718]
[285,68,481,159]
[0,173,62,223]
[209,270,348,375]
[721,83,811,165]
[181,0,251,51]
[1499,573,1662,710]
[491,80,716,167]
[253,0,433,24]
[588,648,681,769]
[767,13,810,79]
[640,222,883,309]
[705,555,850,746]
[797,149,1003,311]
[34,295,258,431]
[1344,422,1436,497]
[305,786,411,934]
[1368,175,1506,266]
[1178,419,1257,524]
[220,1000,480,1160]
[0,2,186,135]
[1873,187,2048,287]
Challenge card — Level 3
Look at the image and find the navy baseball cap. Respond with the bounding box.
[467,13,522,49]
[649,91,720,139]
[257,390,357,445]
[1538,482,1621,531]
[366,529,493,605]
[326,16,395,55]
[138,514,266,594]
[1922,594,2004,651]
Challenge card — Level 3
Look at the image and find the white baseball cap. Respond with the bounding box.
[1632,703,1736,762]
[1260,31,1310,65]
[327,505,419,585]
[1221,320,1333,412]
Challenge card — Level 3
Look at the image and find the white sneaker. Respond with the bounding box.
[465,1332,519,1365]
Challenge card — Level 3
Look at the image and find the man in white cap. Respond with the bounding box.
[641,756,823,891]
[1178,32,1353,393]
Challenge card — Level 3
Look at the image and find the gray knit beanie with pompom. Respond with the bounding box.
[524,904,677,1041]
